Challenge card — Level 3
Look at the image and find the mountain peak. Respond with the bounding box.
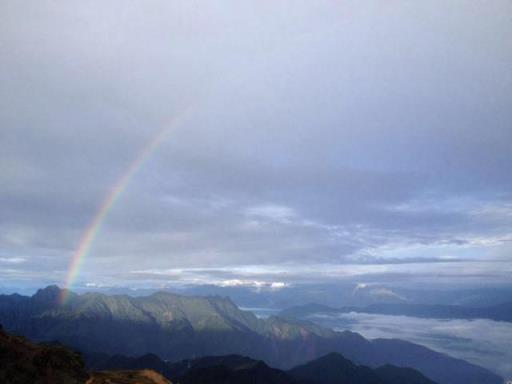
[317,352,355,365]
[292,352,356,372]
[32,285,79,307]
[0,287,503,384]
[32,285,62,302]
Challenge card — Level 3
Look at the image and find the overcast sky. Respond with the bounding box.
[1,0,511,291]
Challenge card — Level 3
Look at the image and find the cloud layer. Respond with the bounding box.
[307,312,512,380]
[1,0,511,289]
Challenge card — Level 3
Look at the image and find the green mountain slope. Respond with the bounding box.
[0,286,502,384]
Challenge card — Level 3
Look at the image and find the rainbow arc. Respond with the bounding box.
[60,108,191,304]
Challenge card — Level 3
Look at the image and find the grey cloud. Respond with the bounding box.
[0,0,511,289]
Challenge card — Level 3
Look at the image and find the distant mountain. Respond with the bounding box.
[280,302,512,322]
[280,303,341,318]
[289,352,437,384]
[0,286,503,384]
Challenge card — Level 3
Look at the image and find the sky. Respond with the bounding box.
[1,0,511,292]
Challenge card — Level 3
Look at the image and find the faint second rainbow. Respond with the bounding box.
[59,109,190,304]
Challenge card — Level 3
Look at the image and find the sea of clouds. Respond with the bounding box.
[306,312,512,380]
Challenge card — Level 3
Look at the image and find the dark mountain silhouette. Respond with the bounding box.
[289,352,382,384]
[175,357,297,384]
[86,352,297,383]
[280,302,512,322]
[85,350,437,384]
[289,352,437,384]
[374,364,437,384]
[84,352,174,379]
[0,324,87,384]
[0,325,170,384]
[0,286,503,384]
[87,370,170,384]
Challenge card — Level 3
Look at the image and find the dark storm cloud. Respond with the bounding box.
[0,0,511,288]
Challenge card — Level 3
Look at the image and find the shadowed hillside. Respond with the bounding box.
[0,325,87,384]
[86,370,170,384]
[0,325,170,384]
[0,324,436,384]
[289,353,437,384]
[0,286,503,384]
[85,350,438,384]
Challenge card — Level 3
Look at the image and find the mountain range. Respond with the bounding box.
[86,350,438,384]
[0,325,169,383]
[0,286,503,384]
[279,302,512,322]
[289,353,437,384]
[0,324,436,384]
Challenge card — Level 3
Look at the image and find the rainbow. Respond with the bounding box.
[59,109,190,304]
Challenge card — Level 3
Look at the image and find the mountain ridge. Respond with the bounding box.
[280,301,512,322]
[86,349,439,384]
[0,285,502,384]
[289,352,437,384]
[0,324,437,384]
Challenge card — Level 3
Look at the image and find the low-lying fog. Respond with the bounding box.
[305,312,512,380]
